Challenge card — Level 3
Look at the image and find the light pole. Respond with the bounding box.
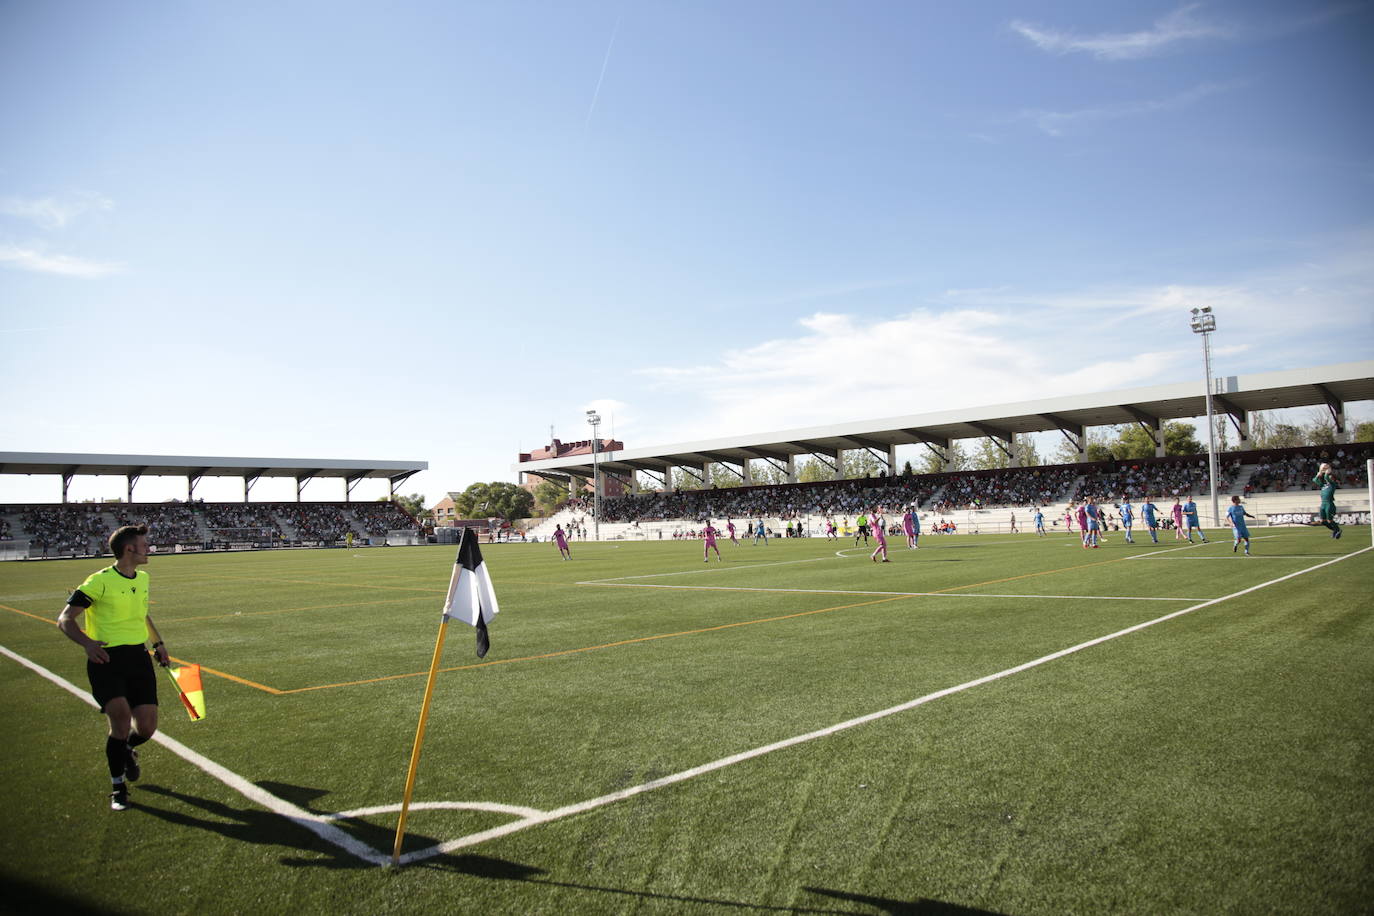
[1189,306,1221,530]
[586,410,601,542]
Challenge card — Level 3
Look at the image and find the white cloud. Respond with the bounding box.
[0,244,122,277]
[0,191,114,230]
[1010,5,1231,60]
[629,235,1372,446]
[1019,81,1244,136]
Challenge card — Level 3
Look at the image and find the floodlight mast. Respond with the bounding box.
[1190,307,1221,529]
[586,410,601,542]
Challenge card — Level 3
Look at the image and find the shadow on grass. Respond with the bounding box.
[804,886,1008,915]
[132,782,428,869]
[414,853,978,915]
[0,875,119,915]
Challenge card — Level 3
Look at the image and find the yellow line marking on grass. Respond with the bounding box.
[0,603,56,625]
[182,659,284,694]
[277,594,912,694]
[0,602,284,694]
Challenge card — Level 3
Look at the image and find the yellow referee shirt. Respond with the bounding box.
[72,567,150,647]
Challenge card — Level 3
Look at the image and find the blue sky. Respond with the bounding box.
[2,1,1371,505]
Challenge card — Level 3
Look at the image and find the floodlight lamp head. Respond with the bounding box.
[1189,306,1216,334]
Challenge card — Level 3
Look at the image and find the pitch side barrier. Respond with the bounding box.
[1266,511,1371,527]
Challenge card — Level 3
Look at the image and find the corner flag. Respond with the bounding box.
[444,527,500,658]
[392,527,503,865]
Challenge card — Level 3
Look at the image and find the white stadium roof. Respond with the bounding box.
[514,361,1374,482]
[0,453,427,502]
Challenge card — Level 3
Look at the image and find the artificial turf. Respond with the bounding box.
[2,527,1370,914]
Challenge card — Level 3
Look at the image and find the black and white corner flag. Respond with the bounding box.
[443,528,500,657]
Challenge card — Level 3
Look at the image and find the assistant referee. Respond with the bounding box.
[57,524,172,811]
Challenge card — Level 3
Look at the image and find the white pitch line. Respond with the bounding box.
[1132,555,1338,560]
[0,645,389,867]
[580,581,1202,602]
[397,544,1371,866]
[581,555,834,583]
[1123,535,1280,560]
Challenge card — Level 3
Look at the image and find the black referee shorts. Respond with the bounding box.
[88,644,158,713]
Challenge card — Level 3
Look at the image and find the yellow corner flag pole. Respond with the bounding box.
[391,612,450,866]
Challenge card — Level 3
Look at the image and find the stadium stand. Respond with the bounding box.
[1,501,419,558]
[521,443,1370,541]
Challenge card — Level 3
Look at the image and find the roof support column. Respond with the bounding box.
[1316,384,1348,443]
[127,470,142,504]
[244,471,263,503]
[188,468,207,501]
[662,467,675,493]
[1123,406,1165,458]
[345,472,366,503]
[811,451,838,480]
[970,422,1018,468]
[1212,395,1249,449]
[62,470,74,504]
[296,472,319,502]
[742,459,753,486]
[887,445,899,476]
[1038,415,1086,463]
[787,455,798,484]
[702,460,712,489]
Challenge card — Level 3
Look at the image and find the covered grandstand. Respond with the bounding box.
[0,453,427,559]
[515,362,1373,541]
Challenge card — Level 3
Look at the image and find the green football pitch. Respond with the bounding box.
[2,528,1371,915]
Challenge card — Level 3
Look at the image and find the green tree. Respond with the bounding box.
[841,450,885,479]
[671,468,705,491]
[748,460,790,486]
[697,463,743,489]
[385,492,428,522]
[1254,421,1306,449]
[1304,408,1339,446]
[453,481,534,521]
[970,434,1040,470]
[532,478,569,515]
[1107,421,1203,459]
[1354,420,1374,443]
[797,458,835,483]
[916,442,967,474]
[902,460,915,476]
[1051,428,1114,464]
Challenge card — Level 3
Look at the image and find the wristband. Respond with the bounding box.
[152,641,164,649]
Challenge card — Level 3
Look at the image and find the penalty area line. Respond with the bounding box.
[0,645,388,867]
[398,544,1372,866]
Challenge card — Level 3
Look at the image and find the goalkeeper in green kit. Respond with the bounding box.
[1313,462,1342,539]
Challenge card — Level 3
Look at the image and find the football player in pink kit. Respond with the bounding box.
[903,508,918,548]
[553,524,572,560]
[870,510,890,562]
[725,519,739,545]
[703,520,721,562]
[1171,499,1185,540]
[1064,509,1075,534]
[1076,503,1090,548]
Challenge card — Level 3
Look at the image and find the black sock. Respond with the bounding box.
[106,735,128,778]
[128,732,150,749]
